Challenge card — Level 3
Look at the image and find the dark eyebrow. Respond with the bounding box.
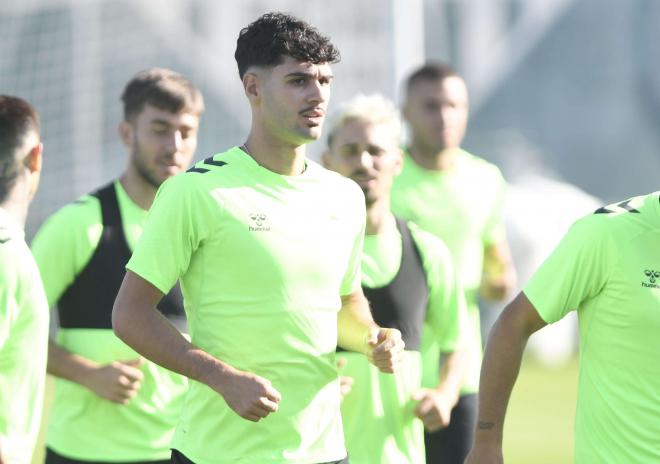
[149,118,173,126]
[284,71,315,79]
[149,118,196,131]
[284,71,334,80]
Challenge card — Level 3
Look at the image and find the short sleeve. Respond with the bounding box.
[31,196,102,307]
[410,223,468,352]
[127,175,215,294]
[523,215,613,324]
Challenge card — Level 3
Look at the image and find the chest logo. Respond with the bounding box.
[249,213,270,232]
[642,269,660,289]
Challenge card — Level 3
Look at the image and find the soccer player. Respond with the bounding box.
[31,68,204,463]
[465,193,660,463]
[112,12,404,464]
[391,62,516,463]
[0,95,48,464]
[323,94,469,464]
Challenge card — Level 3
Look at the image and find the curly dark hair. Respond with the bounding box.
[235,12,340,79]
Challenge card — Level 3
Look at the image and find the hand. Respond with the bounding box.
[463,444,504,464]
[412,388,454,432]
[82,358,144,404]
[366,328,404,373]
[336,357,354,398]
[214,367,282,422]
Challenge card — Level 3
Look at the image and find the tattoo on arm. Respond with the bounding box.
[478,421,496,430]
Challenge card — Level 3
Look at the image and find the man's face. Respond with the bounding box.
[403,76,469,152]
[122,104,200,188]
[325,119,402,206]
[255,56,333,145]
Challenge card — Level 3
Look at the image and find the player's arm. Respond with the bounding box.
[464,292,546,463]
[413,347,467,432]
[336,288,404,373]
[480,239,516,302]
[408,223,468,430]
[46,339,143,404]
[32,200,146,403]
[112,271,281,422]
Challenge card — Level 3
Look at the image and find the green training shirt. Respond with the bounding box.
[524,192,660,463]
[338,215,467,464]
[126,147,366,464]
[31,182,187,461]
[0,208,49,464]
[391,148,506,393]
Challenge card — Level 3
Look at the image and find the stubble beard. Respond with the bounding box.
[132,139,164,189]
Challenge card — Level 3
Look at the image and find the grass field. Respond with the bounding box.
[32,356,578,463]
[504,356,578,464]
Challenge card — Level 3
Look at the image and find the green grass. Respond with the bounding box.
[503,356,578,464]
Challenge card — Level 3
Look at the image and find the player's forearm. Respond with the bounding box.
[112,292,223,386]
[336,290,378,354]
[436,349,467,407]
[481,241,516,301]
[47,338,99,385]
[473,305,532,446]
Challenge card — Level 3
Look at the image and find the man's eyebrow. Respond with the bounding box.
[284,71,315,78]
[149,118,173,126]
[284,71,334,80]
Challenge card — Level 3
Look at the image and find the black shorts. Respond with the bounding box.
[423,393,477,464]
[46,447,170,464]
[171,449,349,464]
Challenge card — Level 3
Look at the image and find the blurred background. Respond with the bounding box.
[3,0,658,462]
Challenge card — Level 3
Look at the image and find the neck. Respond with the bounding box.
[408,139,459,171]
[365,196,392,235]
[1,187,30,230]
[243,127,307,176]
[118,168,158,211]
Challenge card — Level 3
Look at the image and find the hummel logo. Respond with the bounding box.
[248,212,270,232]
[642,269,660,288]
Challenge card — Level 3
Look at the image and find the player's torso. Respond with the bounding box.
[575,195,660,463]
[391,151,501,289]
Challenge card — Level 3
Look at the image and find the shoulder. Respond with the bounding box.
[184,147,244,178]
[406,220,453,272]
[458,150,504,182]
[586,192,659,240]
[0,232,34,282]
[310,160,365,200]
[32,192,101,244]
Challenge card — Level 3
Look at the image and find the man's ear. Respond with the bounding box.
[25,142,43,174]
[118,120,134,149]
[243,72,260,102]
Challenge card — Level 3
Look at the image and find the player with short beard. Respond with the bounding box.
[32,68,204,464]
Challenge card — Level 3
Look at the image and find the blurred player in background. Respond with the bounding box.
[324,93,469,464]
[392,62,516,464]
[32,68,204,464]
[0,95,48,464]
